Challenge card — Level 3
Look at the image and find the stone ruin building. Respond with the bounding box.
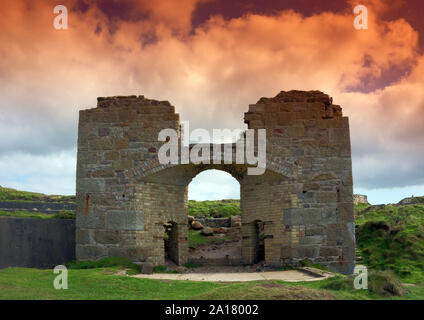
[75,90,355,274]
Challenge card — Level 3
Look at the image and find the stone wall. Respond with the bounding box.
[194,217,232,228]
[0,201,76,214]
[353,194,369,205]
[243,91,355,273]
[76,90,355,274]
[0,217,75,268]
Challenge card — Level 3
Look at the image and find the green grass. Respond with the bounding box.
[66,257,140,275]
[188,229,230,249]
[298,258,330,271]
[354,203,372,214]
[0,266,421,300]
[0,267,220,300]
[0,210,75,220]
[0,186,75,202]
[355,203,424,283]
[188,199,240,218]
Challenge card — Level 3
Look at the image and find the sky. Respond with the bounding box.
[0,0,424,204]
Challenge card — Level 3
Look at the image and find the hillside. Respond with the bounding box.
[397,196,424,205]
[188,199,240,218]
[355,202,424,282]
[0,186,75,202]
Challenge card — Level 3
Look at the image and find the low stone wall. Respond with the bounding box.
[0,217,75,269]
[0,201,76,214]
[194,217,232,228]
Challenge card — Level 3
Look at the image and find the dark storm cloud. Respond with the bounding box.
[73,0,150,21]
[192,0,350,27]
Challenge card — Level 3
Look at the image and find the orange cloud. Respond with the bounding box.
[0,0,423,190]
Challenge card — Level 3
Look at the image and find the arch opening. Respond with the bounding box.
[187,169,242,266]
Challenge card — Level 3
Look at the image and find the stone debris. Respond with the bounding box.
[200,227,214,236]
[191,221,204,230]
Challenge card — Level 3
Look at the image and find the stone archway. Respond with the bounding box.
[75,90,355,274]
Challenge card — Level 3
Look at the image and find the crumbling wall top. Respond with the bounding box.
[96,95,173,108]
[257,90,332,106]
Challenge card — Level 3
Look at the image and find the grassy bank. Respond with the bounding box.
[355,203,424,283]
[0,186,75,202]
[0,210,75,219]
[188,199,240,218]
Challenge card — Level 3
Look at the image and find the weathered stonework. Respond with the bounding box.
[76,90,355,274]
[353,194,369,205]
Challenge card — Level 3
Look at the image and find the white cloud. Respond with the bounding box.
[188,169,240,200]
[0,151,76,195]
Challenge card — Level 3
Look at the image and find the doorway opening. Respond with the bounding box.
[254,220,265,263]
[187,169,241,266]
[163,221,178,264]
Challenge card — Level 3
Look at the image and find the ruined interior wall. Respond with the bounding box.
[135,182,188,266]
[244,91,355,273]
[240,179,292,266]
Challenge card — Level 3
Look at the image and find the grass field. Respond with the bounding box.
[0,262,422,300]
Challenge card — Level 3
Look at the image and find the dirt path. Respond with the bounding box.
[189,239,242,260]
[132,269,333,282]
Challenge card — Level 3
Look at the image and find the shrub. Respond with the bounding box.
[53,210,76,219]
[368,270,408,297]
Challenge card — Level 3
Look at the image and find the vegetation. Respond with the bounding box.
[188,199,240,218]
[299,258,329,271]
[188,229,230,249]
[0,267,219,300]
[354,202,372,214]
[0,185,75,202]
[318,271,408,297]
[0,210,75,220]
[66,257,140,275]
[355,203,424,283]
[1,265,422,300]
